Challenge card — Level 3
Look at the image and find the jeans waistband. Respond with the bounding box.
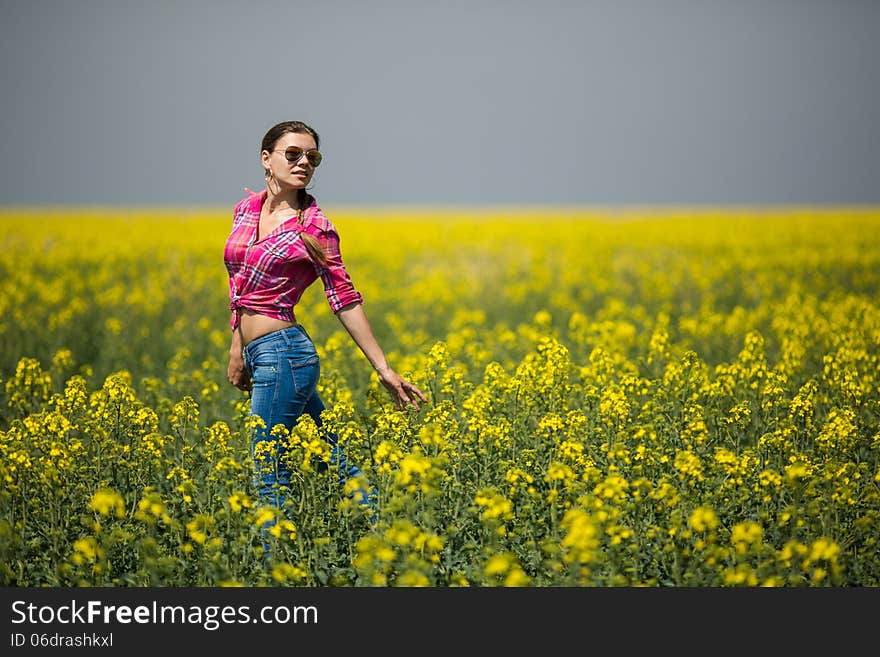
[243,325,310,357]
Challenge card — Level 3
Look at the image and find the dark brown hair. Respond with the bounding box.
[261,120,320,153]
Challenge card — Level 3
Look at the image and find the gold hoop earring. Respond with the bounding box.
[265,168,277,193]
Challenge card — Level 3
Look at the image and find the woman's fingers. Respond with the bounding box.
[402,379,427,403]
[402,394,416,410]
[229,372,252,392]
[409,382,428,402]
[399,380,425,410]
[380,370,427,410]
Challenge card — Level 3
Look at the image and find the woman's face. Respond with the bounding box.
[262,131,319,192]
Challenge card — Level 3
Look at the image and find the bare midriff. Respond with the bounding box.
[238,308,297,347]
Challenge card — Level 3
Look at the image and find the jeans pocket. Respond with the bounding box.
[250,362,277,389]
[287,355,319,395]
[249,349,279,388]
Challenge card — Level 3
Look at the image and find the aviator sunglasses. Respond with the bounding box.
[273,146,323,167]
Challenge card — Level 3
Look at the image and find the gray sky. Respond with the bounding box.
[1,0,878,207]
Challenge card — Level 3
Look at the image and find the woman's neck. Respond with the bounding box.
[264,188,307,214]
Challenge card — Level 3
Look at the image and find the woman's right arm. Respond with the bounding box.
[226,195,254,392]
[227,326,251,391]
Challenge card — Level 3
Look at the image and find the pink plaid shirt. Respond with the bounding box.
[224,189,363,330]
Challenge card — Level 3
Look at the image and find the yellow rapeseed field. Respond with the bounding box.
[1,206,878,586]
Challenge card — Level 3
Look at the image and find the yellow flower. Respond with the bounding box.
[52,349,74,370]
[730,521,763,556]
[72,536,103,564]
[560,509,600,564]
[376,545,396,562]
[599,384,630,428]
[185,515,215,545]
[674,449,705,482]
[271,563,307,584]
[89,489,126,519]
[722,564,758,586]
[105,317,122,335]
[386,521,417,547]
[504,568,530,587]
[804,538,841,567]
[593,473,630,504]
[268,519,297,541]
[785,461,812,482]
[228,492,252,513]
[546,461,576,484]
[484,553,512,576]
[253,507,277,529]
[474,489,514,521]
[688,506,718,533]
[395,451,433,491]
[397,571,430,587]
[374,440,403,474]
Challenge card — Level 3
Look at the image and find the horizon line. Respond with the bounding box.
[2,202,880,215]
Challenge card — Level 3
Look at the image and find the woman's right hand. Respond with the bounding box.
[227,351,252,391]
[228,326,252,391]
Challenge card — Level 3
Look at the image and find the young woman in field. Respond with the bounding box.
[224,120,426,551]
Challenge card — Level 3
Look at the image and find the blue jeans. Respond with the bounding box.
[242,325,377,542]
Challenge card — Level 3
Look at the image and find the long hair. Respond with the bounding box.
[261,121,327,267]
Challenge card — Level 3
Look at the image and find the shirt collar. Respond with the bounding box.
[247,188,267,216]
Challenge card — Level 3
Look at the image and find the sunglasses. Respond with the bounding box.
[274,146,322,167]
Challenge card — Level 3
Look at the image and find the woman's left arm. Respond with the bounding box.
[335,303,427,411]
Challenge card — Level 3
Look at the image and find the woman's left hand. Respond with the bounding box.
[377,367,428,411]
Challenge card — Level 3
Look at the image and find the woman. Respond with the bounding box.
[224,120,426,546]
